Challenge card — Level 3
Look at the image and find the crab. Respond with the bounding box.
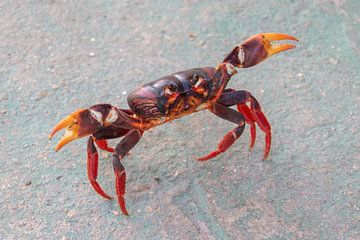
[49,33,298,215]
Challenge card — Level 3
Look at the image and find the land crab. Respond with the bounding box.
[49,33,298,215]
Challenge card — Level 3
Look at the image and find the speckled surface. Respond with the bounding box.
[0,1,359,239]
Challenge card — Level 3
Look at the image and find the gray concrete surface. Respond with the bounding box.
[0,0,359,239]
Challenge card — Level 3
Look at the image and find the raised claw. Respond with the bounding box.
[223,32,299,68]
[49,108,102,151]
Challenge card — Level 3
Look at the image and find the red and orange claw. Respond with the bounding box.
[49,109,102,151]
[223,32,299,68]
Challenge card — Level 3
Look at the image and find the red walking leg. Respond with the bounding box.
[95,139,114,153]
[112,129,143,215]
[248,96,271,159]
[236,104,256,149]
[197,103,245,161]
[87,137,112,199]
[218,90,272,159]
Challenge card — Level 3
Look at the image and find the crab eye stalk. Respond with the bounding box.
[189,73,205,90]
[162,84,180,110]
[164,84,178,95]
[190,74,199,85]
[168,84,177,92]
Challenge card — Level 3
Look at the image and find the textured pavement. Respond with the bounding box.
[0,1,359,239]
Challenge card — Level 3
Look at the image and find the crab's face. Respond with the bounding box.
[127,77,182,119]
[127,68,215,119]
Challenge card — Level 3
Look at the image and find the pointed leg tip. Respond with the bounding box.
[96,190,113,200]
[249,143,255,150]
[120,207,129,216]
[197,156,210,161]
[105,195,113,200]
[197,150,222,161]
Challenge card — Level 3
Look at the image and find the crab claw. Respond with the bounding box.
[223,32,298,68]
[49,108,102,151]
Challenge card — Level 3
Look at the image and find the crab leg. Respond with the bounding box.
[217,90,271,159]
[92,125,134,153]
[86,124,133,200]
[112,129,143,216]
[95,139,114,153]
[197,103,245,161]
[87,137,113,199]
[222,89,256,149]
[236,104,256,149]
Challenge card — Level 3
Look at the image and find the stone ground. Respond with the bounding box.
[0,0,359,239]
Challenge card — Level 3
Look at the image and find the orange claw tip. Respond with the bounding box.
[267,43,297,57]
[261,33,299,42]
[49,114,77,139]
[54,144,64,152]
[54,144,62,152]
[52,126,80,152]
[259,33,299,57]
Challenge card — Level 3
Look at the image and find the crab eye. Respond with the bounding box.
[169,84,177,92]
[190,74,199,85]
[164,84,177,95]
